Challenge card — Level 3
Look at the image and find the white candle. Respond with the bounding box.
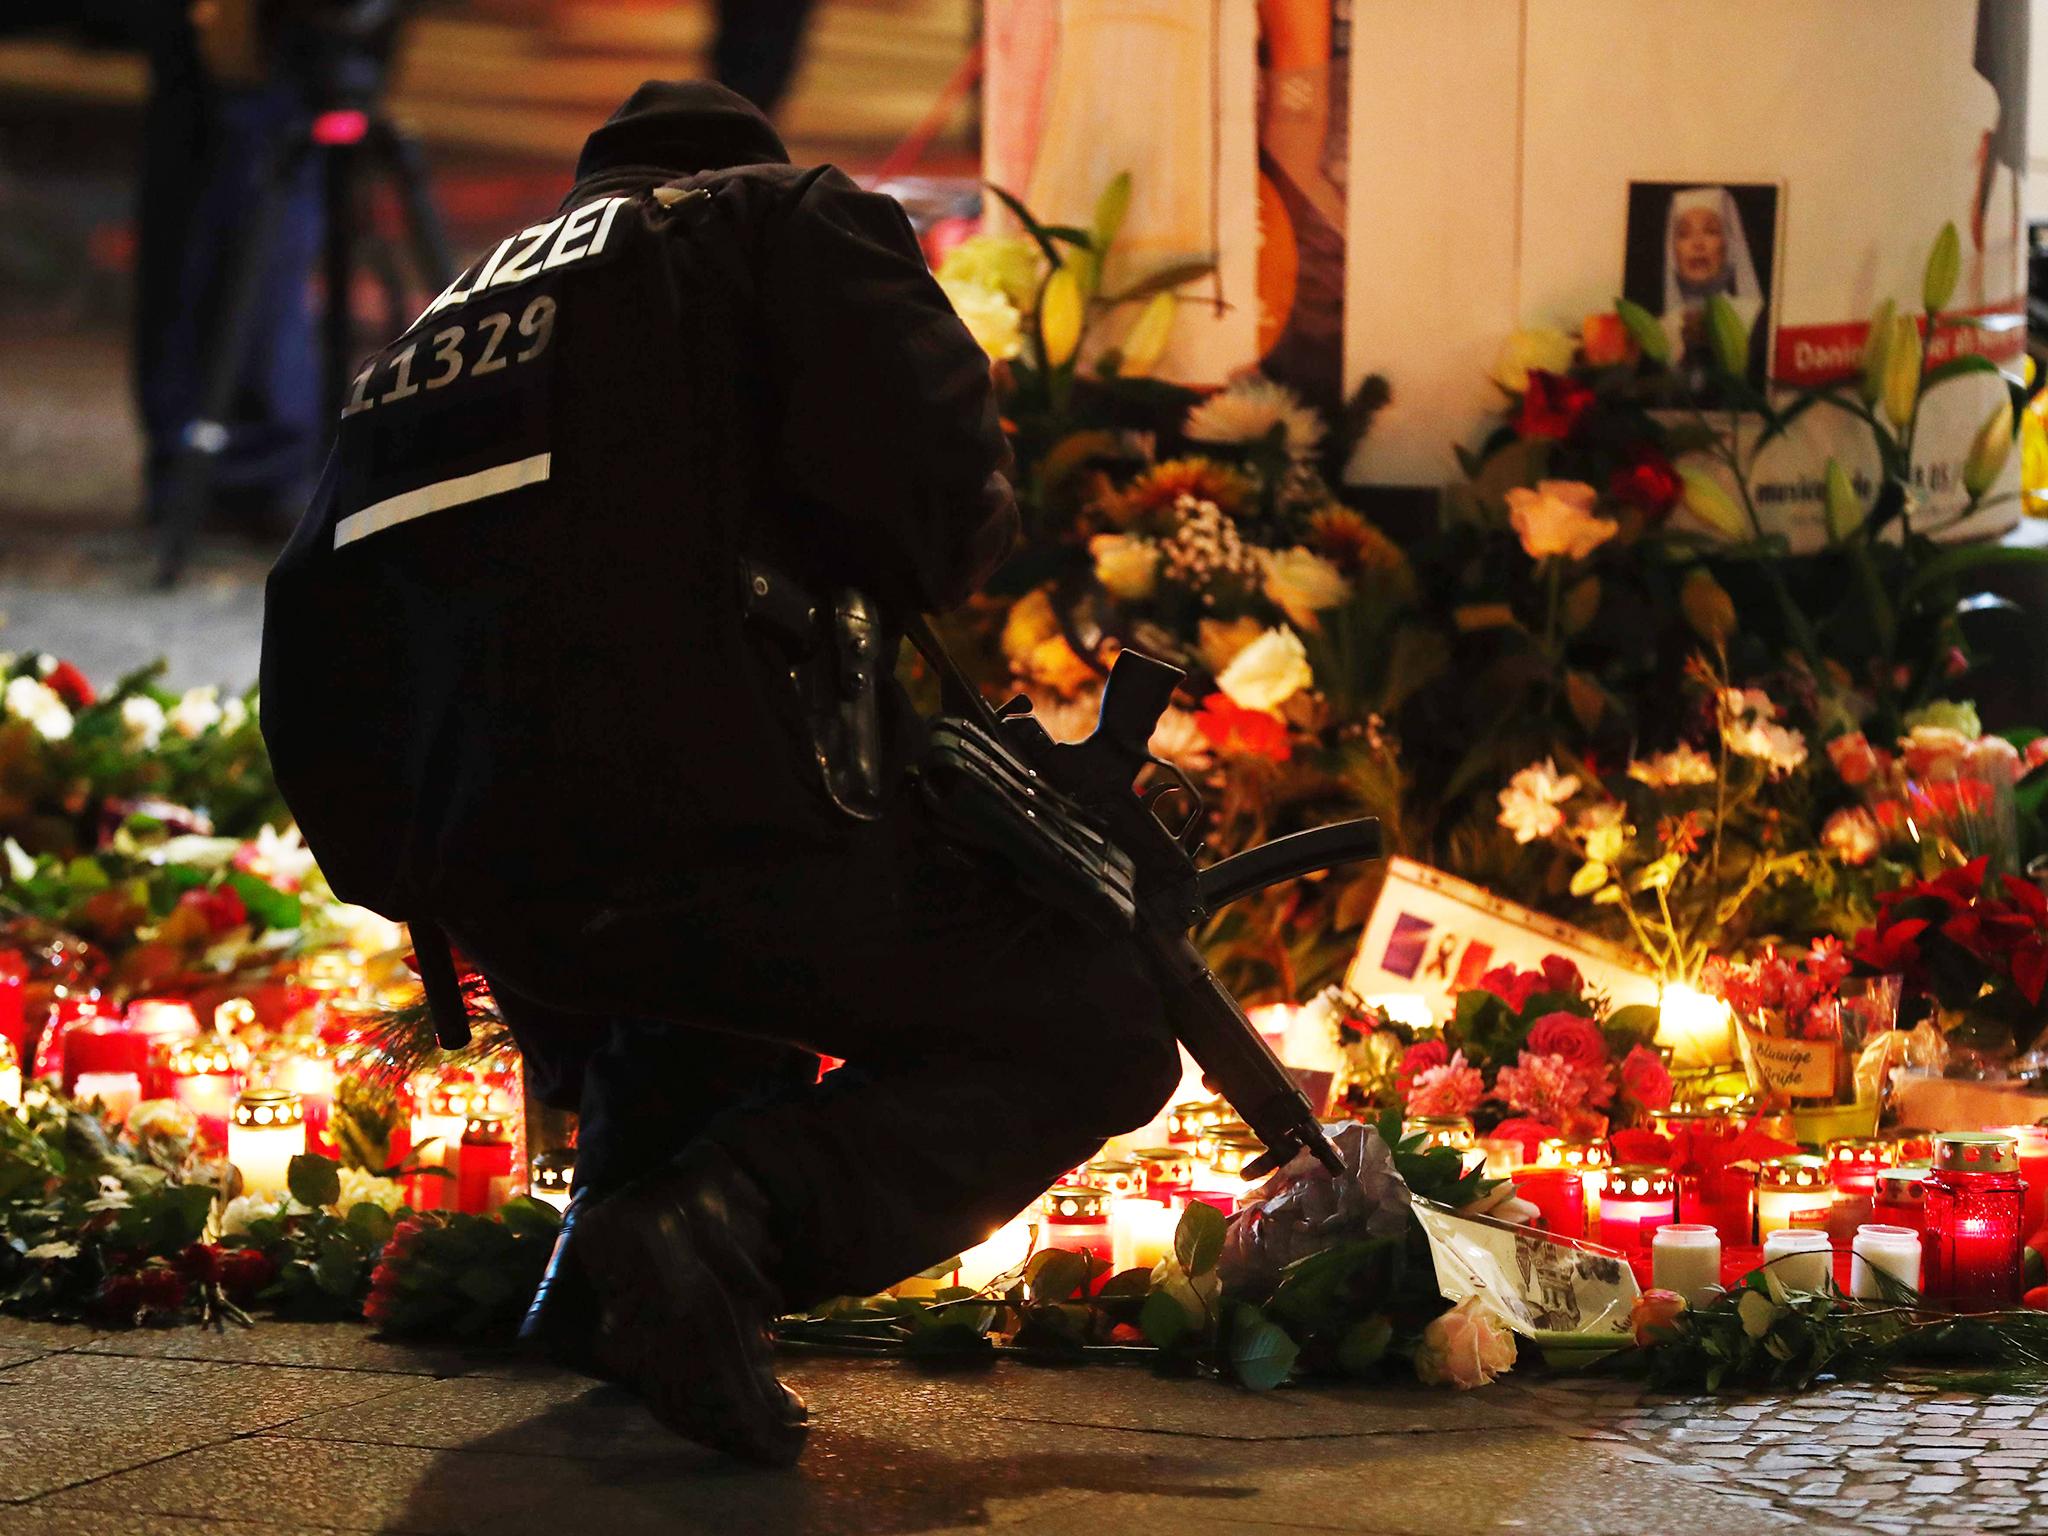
[0,1062,18,1111]
[72,1071,141,1123]
[1851,1223,1923,1299]
[228,1089,305,1198]
[956,1213,1036,1291]
[1761,1228,1832,1292]
[1651,1223,1722,1307]
[1111,1198,1176,1272]
[1656,982,1734,1069]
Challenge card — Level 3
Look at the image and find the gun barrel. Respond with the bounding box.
[1141,928,1344,1177]
[1195,819,1381,914]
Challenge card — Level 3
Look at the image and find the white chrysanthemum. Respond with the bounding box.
[121,694,167,750]
[1184,376,1325,462]
[219,1193,291,1237]
[220,696,249,734]
[1497,758,1581,844]
[334,1166,406,1214]
[1090,534,1160,601]
[168,686,223,738]
[1030,690,1103,745]
[4,676,72,741]
[1627,744,1716,788]
[1217,627,1313,713]
[1261,547,1352,627]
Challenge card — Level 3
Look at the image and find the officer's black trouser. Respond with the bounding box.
[470,806,1181,1309]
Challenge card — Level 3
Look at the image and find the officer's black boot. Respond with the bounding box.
[519,1189,603,1375]
[575,1144,809,1466]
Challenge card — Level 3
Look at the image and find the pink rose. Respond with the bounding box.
[1902,725,1974,779]
[1619,1045,1673,1112]
[1415,1296,1516,1388]
[1826,731,1881,787]
[1525,1012,1607,1075]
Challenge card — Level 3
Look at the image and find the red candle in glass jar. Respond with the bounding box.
[161,1034,244,1149]
[1684,1163,1757,1246]
[38,991,104,1082]
[1514,1167,1586,1238]
[456,1114,514,1213]
[1041,1183,1115,1279]
[1825,1137,1895,1198]
[61,1016,148,1091]
[0,951,26,1063]
[1598,1165,1677,1252]
[1925,1133,2025,1311]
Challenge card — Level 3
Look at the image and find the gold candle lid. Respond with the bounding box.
[1539,1137,1611,1170]
[1208,1133,1264,1178]
[462,1114,510,1143]
[1875,1167,1929,1202]
[529,1148,576,1191]
[232,1088,303,1128]
[1935,1132,2019,1175]
[1758,1154,1831,1191]
[1042,1183,1110,1221]
[1604,1164,1676,1200]
[1081,1159,1141,1197]
[165,1035,239,1076]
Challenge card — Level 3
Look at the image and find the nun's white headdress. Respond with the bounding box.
[1663,186,1761,310]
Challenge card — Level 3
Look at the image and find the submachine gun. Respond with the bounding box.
[910,622,1381,1182]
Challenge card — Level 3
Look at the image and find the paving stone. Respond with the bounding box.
[0,1352,419,1504]
[73,1323,480,1380]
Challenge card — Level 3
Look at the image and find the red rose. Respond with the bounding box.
[1619,1045,1673,1112]
[1476,965,1543,1012]
[42,660,95,709]
[1609,451,1680,520]
[177,884,247,935]
[1194,693,1293,763]
[1525,1011,1608,1075]
[1537,955,1583,998]
[173,1243,223,1286]
[1515,370,1595,441]
[1396,1038,1449,1092]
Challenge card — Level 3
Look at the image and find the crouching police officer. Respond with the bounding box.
[260,82,1181,1466]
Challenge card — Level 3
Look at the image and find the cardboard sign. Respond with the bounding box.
[1739,1027,1838,1100]
[1342,857,1658,1025]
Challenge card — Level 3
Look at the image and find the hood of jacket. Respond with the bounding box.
[572,79,790,192]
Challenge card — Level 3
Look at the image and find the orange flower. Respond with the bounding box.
[1194,692,1292,762]
[1631,1288,1687,1347]
[1307,505,1407,577]
[1581,312,1637,368]
[1102,458,1253,529]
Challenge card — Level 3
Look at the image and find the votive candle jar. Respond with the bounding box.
[1194,1118,1252,1167]
[456,1114,514,1214]
[2001,1123,2048,1240]
[1925,1132,2025,1311]
[1872,1167,1930,1234]
[1756,1155,1834,1236]
[1598,1165,1676,1252]
[161,1034,243,1149]
[1651,1223,1722,1307]
[1130,1147,1194,1200]
[410,1074,500,1210]
[1539,1136,1611,1223]
[1206,1133,1263,1182]
[0,1035,18,1110]
[61,1017,147,1093]
[527,1147,575,1212]
[1851,1223,1923,1299]
[1041,1184,1114,1275]
[124,998,199,1043]
[1110,1197,1175,1272]
[1826,1137,1896,1198]
[1165,1098,1232,1146]
[1762,1228,1832,1292]
[72,1070,140,1123]
[1082,1159,1143,1199]
[1403,1115,1476,1154]
[1515,1167,1586,1239]
[1687,1164,1758,1247]
[956,1212,1036,1291]
[228,1088,305,1198]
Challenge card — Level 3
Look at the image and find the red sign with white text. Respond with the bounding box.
[1773,304,2025,388]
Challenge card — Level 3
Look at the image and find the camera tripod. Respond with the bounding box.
[151,4,451,585]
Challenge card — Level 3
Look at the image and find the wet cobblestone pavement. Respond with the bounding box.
[1,1317,2044,1535]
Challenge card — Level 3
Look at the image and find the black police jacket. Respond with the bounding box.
[260,81,1018,932]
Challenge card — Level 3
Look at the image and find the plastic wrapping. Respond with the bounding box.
[1218,1121,1411,1298]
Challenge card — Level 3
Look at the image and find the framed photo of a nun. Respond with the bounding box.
[1621,181,1782,402]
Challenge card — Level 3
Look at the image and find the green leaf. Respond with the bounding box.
[984,182,1067,268]
[1091,171,1132,254]
[344,1201,396,1245]
[903,1320,996,1364]
[1898,542,2048,605]
[496,1196,564,1241]
[287,1154,342,1211]
[1924,221,1961,314]
[62,857,109,893]
[224,870,301,932]
[1336,1315,1393,1375]
[1920,353,2001,393]
[1613,296,1670,364]
[1228,1307,1300,1391]
[1173,1200,1227,1278]
[1139,1288,1190,1350]
[1099,257,1216,306]
[1705,293,1751,378]
[1025,1247,1089,1302]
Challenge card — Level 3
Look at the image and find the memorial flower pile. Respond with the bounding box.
[1384,957,1668,1141]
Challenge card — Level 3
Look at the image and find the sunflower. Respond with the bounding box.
[1100,457,1254,531]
